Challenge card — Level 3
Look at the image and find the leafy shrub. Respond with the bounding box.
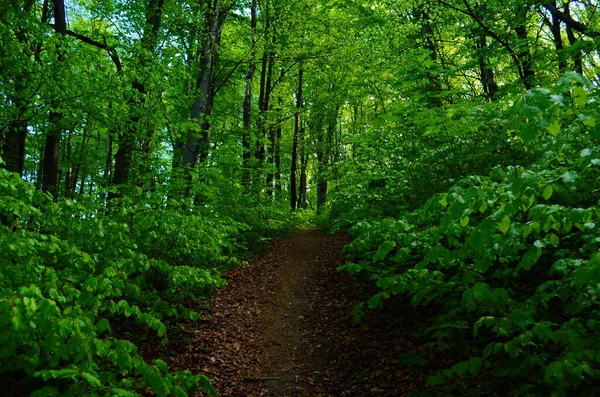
[335,74,600,395]
[0,165,297,395]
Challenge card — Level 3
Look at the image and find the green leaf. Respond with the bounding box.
[81,372,102,387]
[548,120,560,136]
[497,215,511,234]
[426,373,444,387]
[543,185,553,200]
[460,217,470,227]
[475,258,491,273]
[454,360,469,376]
[374,240,396,261]
[97,318,111,333]
[572,86,588,106]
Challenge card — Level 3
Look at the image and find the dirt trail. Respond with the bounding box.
[257,229,351,396]
[169,229,429,396]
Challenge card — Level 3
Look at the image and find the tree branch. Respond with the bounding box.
[543,2,600,37]
[60,28,123,71]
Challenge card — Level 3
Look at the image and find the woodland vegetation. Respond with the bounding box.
[1,0,599,395]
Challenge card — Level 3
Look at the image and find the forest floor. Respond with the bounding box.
[158,229,436,396]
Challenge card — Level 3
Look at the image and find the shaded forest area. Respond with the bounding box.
[1,0,599,395]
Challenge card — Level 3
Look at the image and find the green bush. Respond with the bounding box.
[0,166,297,396]
[334,75,600,395]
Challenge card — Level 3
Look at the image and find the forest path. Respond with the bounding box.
[173,229,429,396]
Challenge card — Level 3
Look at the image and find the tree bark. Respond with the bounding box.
[317,107,338,212]
[181,0,226,199]
[111,0,164,197]
[242,0,257,194]
[418,9,442,107]
[546,1,567,74]
[564,2,584,74]
[1,114,27,176]
[274,97,283,195]
[477,35,498,100]
[298,136,308,209]
[42,0,67,199]
[290,62,303,211]
[514,6,535,89]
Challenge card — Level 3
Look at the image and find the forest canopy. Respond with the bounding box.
[1,0,599,395]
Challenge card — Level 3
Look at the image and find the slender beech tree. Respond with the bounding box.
[242,0,258,194]
[290,61,303,211]
[180,0,227,199]
[42,0,67,198]
[111,0,165,197]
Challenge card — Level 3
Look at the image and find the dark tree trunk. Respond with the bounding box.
[111,0,164,198]
[290,63,303,211]
[477,35,499,100]
[418,9,442,107]
[242,0,257,194]
[564,2,583,74]
[180,0,226,199]
[317,107,338,212]
[547,1,567,73]
[71,122,89,195]
[514,6,535,89]
[100,135,113,202]
[64,129,73,198]
[42,0,67,199]
[274,98,282,194]
[1,118,27,176]
[298,143,308,209]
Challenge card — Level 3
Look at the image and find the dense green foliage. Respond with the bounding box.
[2,0,600,395]
[0,166,297,396]
[329,50,600,397]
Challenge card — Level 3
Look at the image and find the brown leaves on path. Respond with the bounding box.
[167,228,431,396]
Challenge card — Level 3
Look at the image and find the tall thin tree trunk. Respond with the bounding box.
[274,97,283,195]
[71,121,89,195]
[290,62,303,211]
[514,6,535,89]
[298,145,308,209]
[100,135,113,202]
[181,0,225,199]
[111,0,164,198]
[477,35,499,100]
[42,0,67,199]
[548,1,567,73]
[242,0,257,194]
[418,9,442,107]
[1,116,27,176]
[64,129,73,198]
[317,107,338,212]
[564,2,583,74]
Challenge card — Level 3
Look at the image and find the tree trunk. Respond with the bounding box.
[298,142,308,209]
[1,116,27,176]
[42,0,67,199]
[64,129,73,198]
[418,10,442,107]
[71,122,89,195]
[477,35,498,100]
[274,97,283,195]
[514,6,535,89]
[547,1,567,74]
[564,2,583,74]
[242,0,257,194]
[317,107,338,212]
[111,0,164,197]
[290,62,303,211]
[100,135,112,202]
[180,0,225,199]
